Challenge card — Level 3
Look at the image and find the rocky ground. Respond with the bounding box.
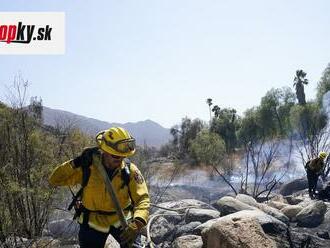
[146,189,330,248]
[2,177,330,248]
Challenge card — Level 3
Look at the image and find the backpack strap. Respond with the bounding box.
[122,158,131,186]
[68,160,92,207]
[67,152,94,222]
[122,158,133,205]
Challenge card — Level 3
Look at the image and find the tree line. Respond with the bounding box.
[0,79,94,244]
[160,64,330,198]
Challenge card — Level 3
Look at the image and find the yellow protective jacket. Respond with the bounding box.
[49,153,150,233]
[306,157,325,174]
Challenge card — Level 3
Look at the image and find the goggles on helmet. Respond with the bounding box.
[102,134,136,153]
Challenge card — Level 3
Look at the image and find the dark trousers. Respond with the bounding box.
[78,224,142,248]
[307,169,319,196]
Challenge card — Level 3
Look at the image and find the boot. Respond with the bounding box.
[309,191,314,199]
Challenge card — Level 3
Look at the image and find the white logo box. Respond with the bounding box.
[0,12,65,55]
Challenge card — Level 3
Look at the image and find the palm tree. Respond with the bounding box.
[206,98,213,123]
[293,70,308,105]
[212,105,221,118]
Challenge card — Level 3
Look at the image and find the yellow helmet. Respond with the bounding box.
[319,151,327,159]
[95,127,136,157]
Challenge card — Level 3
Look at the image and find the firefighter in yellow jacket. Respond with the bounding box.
[49,127,150,248]
[305,151,327,199]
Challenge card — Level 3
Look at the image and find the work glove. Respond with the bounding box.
[72,147,98,168]
[119,218,144,246]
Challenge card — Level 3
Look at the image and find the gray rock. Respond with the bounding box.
[214,196,256,215]
[280,177,308,196]
[236,194,259,207]
[320,207,330,230]
[266,233,291,248]
[281,205,303,221]
[158,241,172,248]
[280,177,323,196]
[296,200,327,227]
[150,216,176,244]
[290,228,330,248]
[47,219,79,239]
[317,181,330,200]
[173,235,203,248]
[154,199,215,214]
[267,200,289,210]
[193,218,219,236]
[194,210,287,236]
[229,195,289,224]
[157,210,182,224]
[284,195,304,205]
[201,215,276,248]
[175,221,202,237]
[185,208,220,223]
[270,194,288,203]
[297,196,315,208]
[257,203,290,224]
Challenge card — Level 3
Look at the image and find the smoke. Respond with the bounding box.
[322,91,330,122]
[151,92,330,193]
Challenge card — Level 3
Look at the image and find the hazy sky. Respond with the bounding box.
[0,0,329,128]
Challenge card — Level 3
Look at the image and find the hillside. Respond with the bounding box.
[42,106,171,147]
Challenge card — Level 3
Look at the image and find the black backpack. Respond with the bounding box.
[67,154,132,220]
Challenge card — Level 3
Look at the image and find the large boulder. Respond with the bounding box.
[280,177,323,196]
[154,199,215,213]
[217,195,288,224]
[194,210,287,236]
[280,205,303,221]
[201,216,276,248]
[279,178,308,196]
[296,200,327,227]
[172,235,203,248]
[214,196,256,215]
[185,208,220,223]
